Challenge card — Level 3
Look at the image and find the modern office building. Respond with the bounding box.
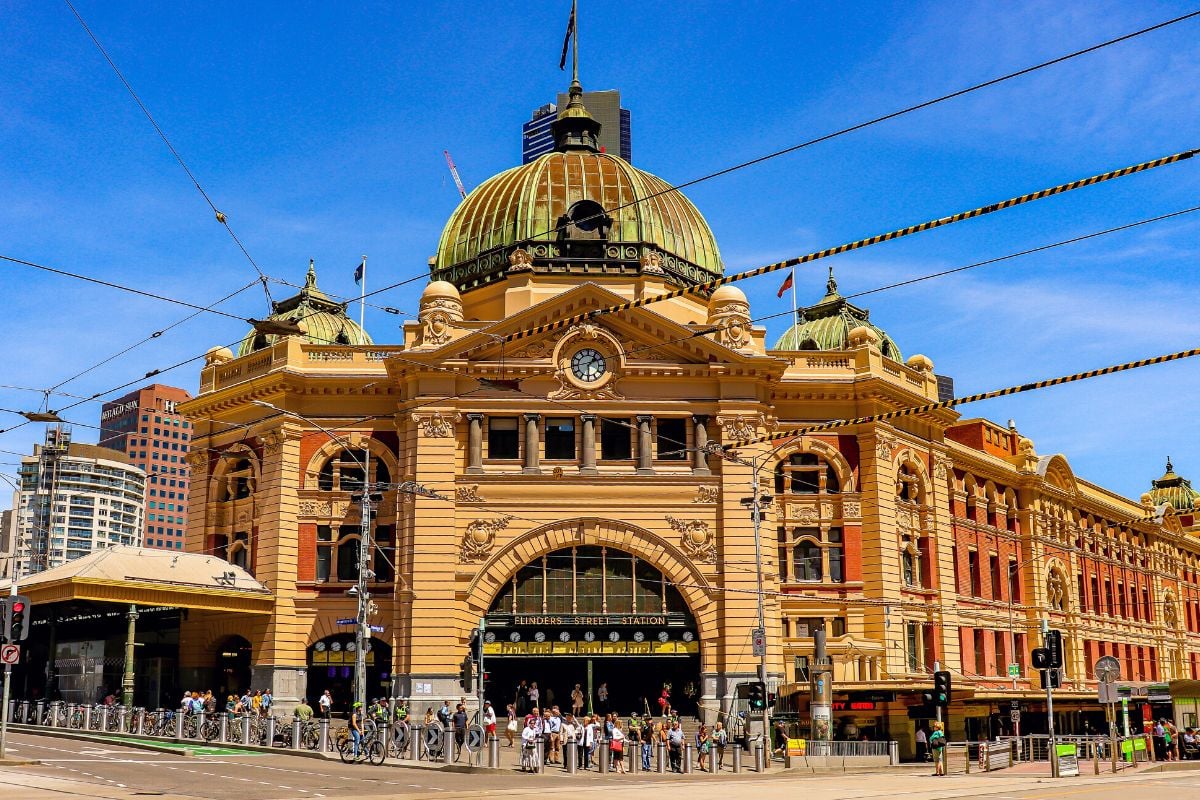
[522,89,630,163]
[99,384,193,550]
[13,425,145,575]
[0,509,15,580]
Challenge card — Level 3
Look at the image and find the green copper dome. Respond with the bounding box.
[433,84,722,292]
[774,269,902,360]
[1148,458,1200,511]
[238,261,372,356]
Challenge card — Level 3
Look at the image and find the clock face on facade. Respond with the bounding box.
[570,348,607,382]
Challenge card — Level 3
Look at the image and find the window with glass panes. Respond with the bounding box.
[545,418,576,460]
[600,418,632,460]
[783,526,844,583]
[775,453,840,495]
[655,419,687,460]
[488,417,519,459]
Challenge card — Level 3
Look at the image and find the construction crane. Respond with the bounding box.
[443,150,467,199]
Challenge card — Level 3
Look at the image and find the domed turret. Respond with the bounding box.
[433,82,722,293]
[1148,458,1200,511]
[774,268,902,360]
[238,260,372,356]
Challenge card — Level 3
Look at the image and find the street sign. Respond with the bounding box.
[336,618,356,625]
[1099,682,1119,704]
[751,627,766,657]
[1010,709,1021,723]
[369,625,384,633]
[1095,655,1121,684]
[0,644,18,665]
[1010,700,1020,710]
[1007,663,1020,677]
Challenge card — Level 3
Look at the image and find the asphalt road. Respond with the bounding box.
[4,731,1200,800]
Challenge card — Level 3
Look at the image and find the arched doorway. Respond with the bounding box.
[483,545,701,718]
[214,636,252,698]
[306,635,392,715]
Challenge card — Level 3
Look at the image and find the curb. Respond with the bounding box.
[11,725,194,757]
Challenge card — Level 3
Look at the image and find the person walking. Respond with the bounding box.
[610,719,627,773]
[319,690,333,719]
[667,719,684,772]
[452,703,468,761]
[597,683,609,716]
[696,722,710,771]
[520,717,539,772]
[505,703,517,747]
[584,714,598,770]
[915,725,928,762]
[483,700,497,741]
[929,720,946,776]
[261,689,273,717]
[713,720,728,770]
[571,683,585,717]
[528,682,540,709]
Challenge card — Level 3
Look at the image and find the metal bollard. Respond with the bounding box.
[536,739,546,773]
[196,710,205,738]
[266,716,276,747]
[443,727,454,765]
[656,741,666,773]
[291,718,302,750]
[220,713,229,742]
[489,734,501,769]
[317,718,330,753]
[410,725,421,760]
[599,739,610,773]
[239,714,250,744]
[708,741,717,772]
[565,739,577,773]
[732,744,742,773]
[49,702,59,728]
[630,743,639,773]
[84,705,93,731]
[754,741,765,772]
[119,707,129,733]
[35,701,45,725]
[683,742,693,773]
[174,709,184,739]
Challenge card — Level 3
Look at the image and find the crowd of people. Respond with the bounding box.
[178,688,276,716]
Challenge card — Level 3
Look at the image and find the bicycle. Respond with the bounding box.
[297,718,320,751]
[338,720,385,766]
[181,713,199,740]
[200,715,222,742]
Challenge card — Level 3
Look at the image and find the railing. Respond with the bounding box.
[804,739,891,757]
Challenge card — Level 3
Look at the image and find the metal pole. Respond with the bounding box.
[477,618,485,729]
[1042,621,1058,777]
[122,604,139,708]
[750,456,769,765]
[354,443,372,713]
[0,557,19,758]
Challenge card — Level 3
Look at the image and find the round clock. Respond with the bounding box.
[583,631,596,642]
[570,348,607,382]
[633,631,645,643]
[534,631,546,642]
[559,631,570,642]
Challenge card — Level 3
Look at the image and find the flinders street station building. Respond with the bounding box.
[13,80,1200,760]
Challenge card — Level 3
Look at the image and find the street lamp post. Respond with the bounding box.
[122,604,139,708]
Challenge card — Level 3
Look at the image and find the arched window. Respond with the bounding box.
[794,540,823,582]
[902,545,919,588]
[218,458,255,502]
[213,531,251,575]
[897,464,920,504]
[1047,568,1067,612]
[315,525,389,584]
[317,451,391,492]
[775,453,840,495]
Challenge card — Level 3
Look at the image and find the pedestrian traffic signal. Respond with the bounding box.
[1041,668,1061,690]
[1044,629,1063,669]
[746,681,766,709]
[458,655,474,693]
[3,596,30,643]
[933,670,952,707]
[1031,647,1051,670]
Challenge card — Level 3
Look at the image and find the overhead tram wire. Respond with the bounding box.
[63,0,274,307]
[479,147,1198,350]
[727,344,1200,450]
[358,9,1200,300]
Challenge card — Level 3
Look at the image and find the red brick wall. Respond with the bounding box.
[297,523,317,583]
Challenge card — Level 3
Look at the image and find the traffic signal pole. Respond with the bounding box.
[0,581,16,759]
[1043,620,1058,778]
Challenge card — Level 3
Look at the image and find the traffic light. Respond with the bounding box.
[933,670,952,707]
[1040,668,1061,689]
[458,655,474,693]
[1031,647,1051,670]
[746,681,766,710]
[3,596,30,642]
[1044,630,1063,669]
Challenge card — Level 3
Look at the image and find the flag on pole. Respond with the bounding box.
[776,269,794,299]
[559,1,576,70]
[353,258,365,285]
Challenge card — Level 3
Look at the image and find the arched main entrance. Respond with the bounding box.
[483,545,701,717]
[306,634,392,715]
[214,635,252,698]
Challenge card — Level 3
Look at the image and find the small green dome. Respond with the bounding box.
[1149,458,1200,511]
[774,270,902,360]
[238,261,372,356]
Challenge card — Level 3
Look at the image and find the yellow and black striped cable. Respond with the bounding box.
[479,147,1195,350]
[726,345,1200,450]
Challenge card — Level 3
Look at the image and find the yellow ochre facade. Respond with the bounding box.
[177,85,1200,758]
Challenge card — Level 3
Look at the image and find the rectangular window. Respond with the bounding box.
[989,554,1001,600]
[1015,632,1027,673]
[1009,558,1020,603]
[994,630,1005,675]
[656,418,688,460]
[1117,582,1127,618]
[1091,575,1101,614]
[600,418,632,460]
[968,550,981,597]
[906,622,921,672]
[974,629,986,676]
[1104,579,1114,616]
[1078,574,1087,613]
[316,525,333,582]
[951,545,960,593]
[777,527,789,583]
[488,417,520,459]
[544,417,576,460]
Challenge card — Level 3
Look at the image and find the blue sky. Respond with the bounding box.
[1,1,1197,500]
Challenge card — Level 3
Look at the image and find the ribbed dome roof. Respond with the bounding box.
[433,150,723,290]
[774,270,902,360]
[1149,458,1200,511]
[237,261,371,356]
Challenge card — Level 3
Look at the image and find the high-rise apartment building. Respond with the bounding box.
[99,384,193,550]
[522,89,630,163]
[13,425,145,575]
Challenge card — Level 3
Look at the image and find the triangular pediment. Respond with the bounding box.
[395,283,782,371]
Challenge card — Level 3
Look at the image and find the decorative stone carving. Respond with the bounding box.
[413,411,461,438]
[666,516,716,564]
[693,486,719,504]
[256,429,288,457]
[875,434,897,461]
[640,250,666,275]
[717,415,758,442]
[933,456,952,480]
[795,505,818,525]
[456,485,485,503]
[185,451,209,471]
[1165,597,1179,629]
[548,323,624,401]
[459,517,511,563]
[508,248,534,273]
[416,281,464,347]
[515,340,551,359]
[843,500,862,519]
[706,285,753,351]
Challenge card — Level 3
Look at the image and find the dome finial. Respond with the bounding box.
[550,0,600,153]
[822,265,840,299]
[306,259,317,288]
[1167,456,1174,473]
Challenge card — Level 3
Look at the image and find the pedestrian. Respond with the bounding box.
[261,688,273,717]
[203,690,216,715]
[521,717,539,772]
[540,709,552,764]
[610,718,627,773]
[548,706,563,763]
[915,725,928,762]
[319,689,332,719]
[667,719,684,772]
[349,701,363,759]
[584,714,598,769]
[529,681,540,709]
[505,703,517,747]
[294,697,313,721]
[929,720,946,776]
[452,703,468,760]
[597,682,609,716]
[483,700,497,741]
[571,683,585,717]
[251,689,263,715]
[658,685,672,719]
[696,722,710,771]
[423,707,435,727]
[773,719,788,757]
[562,713,578,762]
[713,720,728,770]
[437,699,452,727]
[639,717,653,770]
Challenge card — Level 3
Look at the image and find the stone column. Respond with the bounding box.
[523,414,542,474]
[579,414,598,475]
[466,413,484,474]
[636,415,655,475]
[692,415,711,476]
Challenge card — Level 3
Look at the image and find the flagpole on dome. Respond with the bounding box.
[790,265,798,324]
[355,255,367,334]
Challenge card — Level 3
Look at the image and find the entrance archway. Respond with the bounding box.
[214,635,252,698]
[482,544,702,717]
[306,634,392,715]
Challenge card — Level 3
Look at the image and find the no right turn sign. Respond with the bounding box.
[0,644,19,665]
